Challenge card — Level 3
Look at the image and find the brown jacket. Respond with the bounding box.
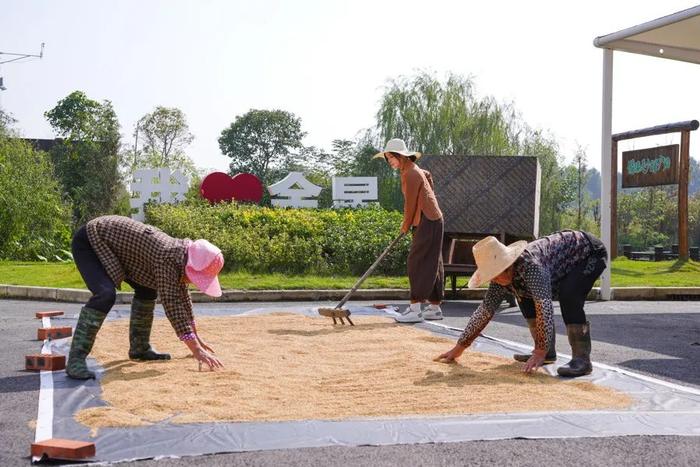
[400,161,443,232]
[86,215,194,337]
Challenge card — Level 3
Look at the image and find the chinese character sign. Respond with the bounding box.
[130,168,188,221]
[622,144,679,188]
[268,172,322,208]
[332,176,378,207]
[194,171,380,209]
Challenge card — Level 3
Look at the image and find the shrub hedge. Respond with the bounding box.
[146,202,411,275]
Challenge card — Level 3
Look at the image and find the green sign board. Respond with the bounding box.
[622,144,679,188]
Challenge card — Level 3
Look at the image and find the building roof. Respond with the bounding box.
[418,155,540,238]
[594,6,700,64]
[21,138,60,152]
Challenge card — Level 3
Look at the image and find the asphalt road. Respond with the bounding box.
[1,298,698,466]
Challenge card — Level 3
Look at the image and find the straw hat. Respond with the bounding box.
[185,239,224,297]
[467,236,529,288]
[372,138,422,160]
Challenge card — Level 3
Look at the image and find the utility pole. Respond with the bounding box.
[0,43,45,92]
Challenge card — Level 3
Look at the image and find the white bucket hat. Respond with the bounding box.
[467,236,529,288]
[372,138,422,160]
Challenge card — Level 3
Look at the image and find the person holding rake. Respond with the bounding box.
[374,138,445,323]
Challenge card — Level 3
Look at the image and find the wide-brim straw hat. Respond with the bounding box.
[467,236,529,289]
[372,138,422,160]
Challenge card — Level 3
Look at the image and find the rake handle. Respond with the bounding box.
[334,232,407,311]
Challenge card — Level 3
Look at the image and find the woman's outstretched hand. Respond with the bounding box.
[193,346,223,371]
[197,335,216,354]
[184,339,223,371]
[523,348,547,374]
[434,344,466,363]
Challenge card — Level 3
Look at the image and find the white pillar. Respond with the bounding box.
[600,49,613,300]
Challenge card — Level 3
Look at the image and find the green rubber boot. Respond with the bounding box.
[557,321,593,377]
[513,318,557,364]
[128,298,171,361]
[66,307,107,380]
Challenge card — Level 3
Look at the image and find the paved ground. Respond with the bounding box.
[1,298,699,466]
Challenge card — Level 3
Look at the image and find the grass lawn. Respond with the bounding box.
[0,258,698,290]
[0,261,410,290]
[608,257,700,287]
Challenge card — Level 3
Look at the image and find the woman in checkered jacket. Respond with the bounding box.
[67,215,225,380]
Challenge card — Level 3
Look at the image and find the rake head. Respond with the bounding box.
[318,307,355,326]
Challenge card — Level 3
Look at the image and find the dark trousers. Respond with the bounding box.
[518,254,606,325]
[72,226,157,314]
[407,216,444,302]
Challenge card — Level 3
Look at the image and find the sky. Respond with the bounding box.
[2,0,700,173]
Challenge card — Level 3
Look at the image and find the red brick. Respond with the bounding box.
[35,311,64,319]
[31,438,95,460]
[25,354,66,371]
[37,326,73,340]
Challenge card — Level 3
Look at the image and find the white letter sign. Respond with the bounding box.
[268,172,322,208]
[332,176,378,207]
[130,168,189,221]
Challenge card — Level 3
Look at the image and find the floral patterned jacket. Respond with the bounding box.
[458,230,606,352]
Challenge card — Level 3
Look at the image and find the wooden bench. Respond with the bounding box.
[443,238,477,298]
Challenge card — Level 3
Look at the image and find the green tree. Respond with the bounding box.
[375,71,567,233]
[219,109,305,184]
[689,157,700,196]
[516,130,569,234]
[617,187,676,250]
[0,128,72,260]
[689,193,700,247]
[45,91,126,226]
[294,134,403,210]
[0,108,15,132]
[573,146,590,229]
[377,71,517,156]
[128,106,197,177]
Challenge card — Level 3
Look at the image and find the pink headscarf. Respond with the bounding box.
[185,240,224,297]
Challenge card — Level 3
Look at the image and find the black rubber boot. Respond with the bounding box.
[513,318,557,364]
[66,307,107,380]
[128,298,171,361]
[557,321,593,377]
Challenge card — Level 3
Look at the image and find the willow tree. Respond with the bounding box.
[376,72,518,156]
[375,71,568,234]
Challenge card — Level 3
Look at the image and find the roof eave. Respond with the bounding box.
[594,5,700,48]
[597,39,700,65]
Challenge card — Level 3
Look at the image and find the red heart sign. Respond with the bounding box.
[200,172,263,204]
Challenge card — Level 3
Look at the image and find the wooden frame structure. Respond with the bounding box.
[610,120,698,259]
[594,5,700,299]
[418,155,540,299]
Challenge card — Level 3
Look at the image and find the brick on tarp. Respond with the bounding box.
[25,354,65,371]
[35,310,64,319]
[37,326,72,340]
[31,438,95,460]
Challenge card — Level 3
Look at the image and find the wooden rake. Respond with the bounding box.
[318,232,406,326]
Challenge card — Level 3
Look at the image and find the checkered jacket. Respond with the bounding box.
[86,215,194,337]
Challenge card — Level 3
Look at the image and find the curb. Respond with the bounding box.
[0,284,482,304]
[2,284,700,304]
